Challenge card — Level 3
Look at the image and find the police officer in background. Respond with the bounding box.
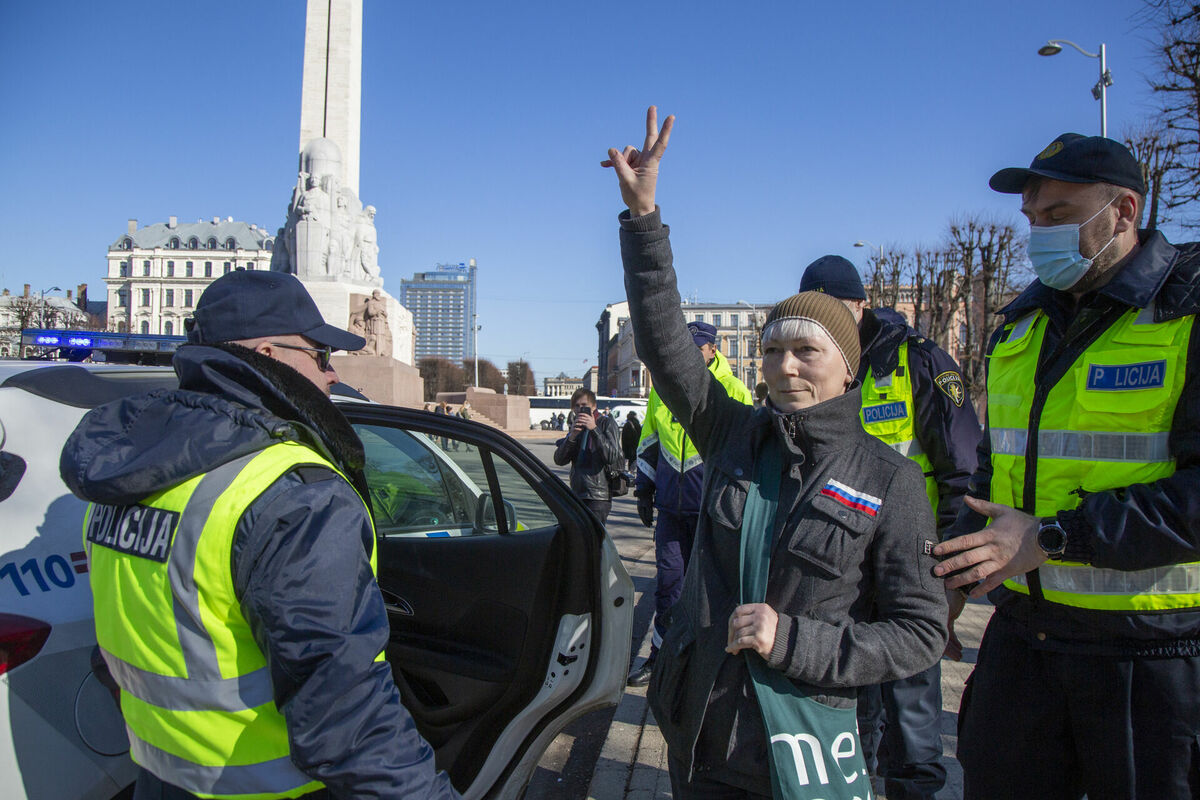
[800,256,980,800]
[61,271,458,800]
[935,134,1200,798]
[626,321,753,686]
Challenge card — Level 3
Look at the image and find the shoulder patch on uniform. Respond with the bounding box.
[934,371,965,407]
[292,465,339,484]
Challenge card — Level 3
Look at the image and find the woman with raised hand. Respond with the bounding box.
[603,107,946,800]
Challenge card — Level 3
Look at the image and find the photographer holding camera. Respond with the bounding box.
[553,387,623,525]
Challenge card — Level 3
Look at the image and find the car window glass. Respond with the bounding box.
[357,425,473,536]
[355,423,557,536]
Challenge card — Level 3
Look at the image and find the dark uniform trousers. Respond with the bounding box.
[653,510,698,646]
[959,613,1200,799]
[858,662,946,800]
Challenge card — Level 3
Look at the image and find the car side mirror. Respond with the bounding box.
[475,493,518,535]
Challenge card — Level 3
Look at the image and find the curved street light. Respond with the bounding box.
[1038,39,1111,137]
[39,285,61,328]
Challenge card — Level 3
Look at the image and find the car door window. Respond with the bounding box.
[356,422,557,536]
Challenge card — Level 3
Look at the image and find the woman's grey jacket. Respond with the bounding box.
[619,208,947,786]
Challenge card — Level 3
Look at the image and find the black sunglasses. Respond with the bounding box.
[270,342,333,371]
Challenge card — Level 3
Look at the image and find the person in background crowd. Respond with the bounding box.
[621,409,642,471]
[60,270,458,800]
[799,256,980,799]
[627,321,753,687]
[604,105,946,800]
[554,387,623,525]
[935,133,1200,799]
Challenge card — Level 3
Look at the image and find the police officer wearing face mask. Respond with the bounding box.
[934,134,1200,798]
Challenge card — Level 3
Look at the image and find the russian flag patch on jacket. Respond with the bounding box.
[820,479,882,517]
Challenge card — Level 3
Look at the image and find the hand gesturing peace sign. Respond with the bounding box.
[601,105,675,217]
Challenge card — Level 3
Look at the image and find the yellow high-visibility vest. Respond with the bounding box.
[860,341,939,512]
[86,441,380,799]
[987,305,1198,611]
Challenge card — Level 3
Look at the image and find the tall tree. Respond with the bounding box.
[506,360,537,395]
[1124,121,1178,231]
[462,358,506,393]
[946,215,1027,406]
[1144,0,1200,225]
[417,357,465,401]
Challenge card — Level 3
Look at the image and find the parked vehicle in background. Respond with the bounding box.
[0,362,633,800]
[529,396,647,429]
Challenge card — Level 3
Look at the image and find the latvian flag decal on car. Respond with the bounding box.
[820,479,882,517]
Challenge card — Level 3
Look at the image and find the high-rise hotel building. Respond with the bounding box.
[399,259,477,363]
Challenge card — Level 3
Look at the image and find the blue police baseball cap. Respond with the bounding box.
[186,270,366,352]
[687,321,717,346]
[798,255,867,301]
[989,133,1147,195]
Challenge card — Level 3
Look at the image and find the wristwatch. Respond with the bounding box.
[1037,518,1068,559]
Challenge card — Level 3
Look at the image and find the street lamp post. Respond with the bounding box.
[39,286,61,328]
[854,240,882,303]
[472,314,481,387]
[1038,39,1112,137]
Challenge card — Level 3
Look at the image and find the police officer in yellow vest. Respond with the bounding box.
[626,321,753,687]
[800,256,980,800]
[60,271,459,800]
[934,134,1200,798]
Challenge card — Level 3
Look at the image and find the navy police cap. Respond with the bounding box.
[989,133,1146,195]
[186,269,366,352]
[798,255,867,301]
[687,321,717,347]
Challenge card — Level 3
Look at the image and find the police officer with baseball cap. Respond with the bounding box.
[800,255,981,800]
[934,134,1200,798]
[62,270,459,799]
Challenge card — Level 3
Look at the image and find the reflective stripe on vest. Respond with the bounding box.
[860,340,938,511]
[986,306,1198,612]
[1007,562,1200,611]
[87,441,377,799]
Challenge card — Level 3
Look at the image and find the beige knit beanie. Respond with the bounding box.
[761,291,861,375]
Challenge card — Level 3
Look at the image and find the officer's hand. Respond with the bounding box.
[637,495,655,528]
[943,589,966,661]
[932,497,1045,599]
[726,603,778,659]
[601,106,674,217]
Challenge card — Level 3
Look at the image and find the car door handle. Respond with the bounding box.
[380,589,415,616]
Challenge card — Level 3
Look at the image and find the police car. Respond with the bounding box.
[0,361,634,799]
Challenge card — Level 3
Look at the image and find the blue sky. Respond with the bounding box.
[0,1,1170,384]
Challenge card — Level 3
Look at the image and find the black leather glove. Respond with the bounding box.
[637,494,655,528]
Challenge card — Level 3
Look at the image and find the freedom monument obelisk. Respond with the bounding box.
[271,0,421,404]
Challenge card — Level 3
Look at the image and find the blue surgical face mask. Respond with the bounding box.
[1026,196,1118,290]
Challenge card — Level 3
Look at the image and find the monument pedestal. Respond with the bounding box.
[332,354,423,407]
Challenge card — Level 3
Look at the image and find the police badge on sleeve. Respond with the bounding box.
[935,371,965,407]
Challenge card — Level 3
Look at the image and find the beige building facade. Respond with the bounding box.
[105,217,275,336]
[600,300,766,397]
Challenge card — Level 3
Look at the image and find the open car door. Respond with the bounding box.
[338,404,633,799]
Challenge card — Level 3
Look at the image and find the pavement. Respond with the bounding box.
[512,430,994,800]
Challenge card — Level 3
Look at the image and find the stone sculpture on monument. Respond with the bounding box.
[272,138,383,287]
